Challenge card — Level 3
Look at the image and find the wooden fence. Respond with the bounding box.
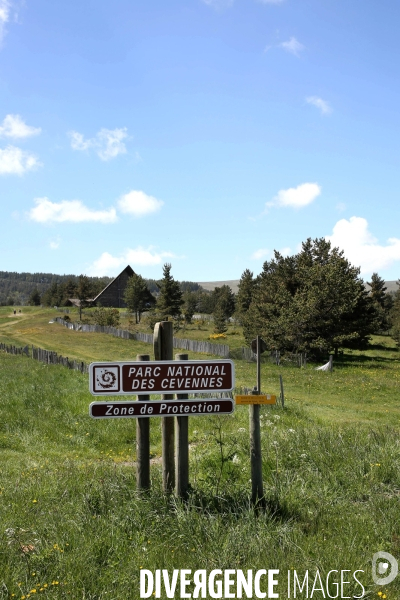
[0,342,29,356]
[52,318,307,365]
[53,318,230,358]
[0,341,89,373]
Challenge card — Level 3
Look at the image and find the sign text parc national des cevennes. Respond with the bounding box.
[89,360,235,396]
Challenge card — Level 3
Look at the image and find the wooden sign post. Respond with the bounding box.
[250,335,264,507]
[89,338,235,500]
[136,354,151,491]
[154,321,175,494]
[175,353,189,499]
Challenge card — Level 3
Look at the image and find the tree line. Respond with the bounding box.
[5,242,400,358]
[123,264,236,330]
[0,272,112,306]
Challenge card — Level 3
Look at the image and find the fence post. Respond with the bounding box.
[279,375,285,408]
[154,320,175,494]
[175,353,189,499]
[250,335,264,507]
[136,354,151,491]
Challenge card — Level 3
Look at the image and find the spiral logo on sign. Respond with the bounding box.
[96,369,117,389]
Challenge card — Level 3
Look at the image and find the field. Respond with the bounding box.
[0,306,399,599]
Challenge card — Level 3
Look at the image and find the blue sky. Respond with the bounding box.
[1,0,400,283]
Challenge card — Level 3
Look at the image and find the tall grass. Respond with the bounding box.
[1,351,399,598]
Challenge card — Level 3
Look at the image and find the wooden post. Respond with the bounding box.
[250,335,264,506]
[136,354,151,491]
[279,374,285,408]
[175,353,189,499]
[154,320,175,493]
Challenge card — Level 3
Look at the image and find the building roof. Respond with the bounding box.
[91,265,135,304]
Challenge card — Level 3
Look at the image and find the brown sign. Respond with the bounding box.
[89,360,235,396]
[89,398,235,418]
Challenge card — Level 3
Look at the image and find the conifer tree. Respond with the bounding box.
[212,285,235,319]
[236,269,255,323]
[213,302,228,334]
[368,272,391,332]
[124,273,152,324]
[183,291,198,323]
[243,238,379,357]
[391,281,400,345]
[28,288,41,306]
[77,275,92,320]
[156,263,184,319]
[368,273,387,307]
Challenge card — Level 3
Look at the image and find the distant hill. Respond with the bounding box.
[197,280,240,294]
[377,280,398,293]
[198,279,399,295]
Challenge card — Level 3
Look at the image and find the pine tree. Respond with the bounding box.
[243,238,379,357]
[28,288,41,306]
[212,285,235,319]
[124,273,152,324]
[367,272,391,332]
[156,264,184,319]
[391,281,400,345]
[236,269,255,323]
[368,273,387,307]
[183,291,198,324]
[213,302,228,334]
[77,275,93,320]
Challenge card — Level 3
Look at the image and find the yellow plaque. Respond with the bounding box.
[235,394,276,405]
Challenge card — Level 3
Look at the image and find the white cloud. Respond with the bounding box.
[117,190,164,218]
[69,127,128,161]
[280,37,304,56]
[29,198,117,224]
[251,248,270,260]
[326,216,400,275]
[306,96,332,115]
[0,0,10,44]
[88,247,176,277]
[0,145,41,175]
[69,131,91,152]
[0,114,41,138]
[267,182,321,209]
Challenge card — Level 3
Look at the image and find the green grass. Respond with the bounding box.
[0,308,400,598]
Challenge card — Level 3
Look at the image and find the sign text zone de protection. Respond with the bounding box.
[90,399,235,418]
[89,360,234,395]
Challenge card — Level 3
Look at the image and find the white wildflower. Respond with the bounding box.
[238,427,246,433]
[232,454,240,464]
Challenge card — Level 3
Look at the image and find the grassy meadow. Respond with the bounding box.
[0,306,399,599]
